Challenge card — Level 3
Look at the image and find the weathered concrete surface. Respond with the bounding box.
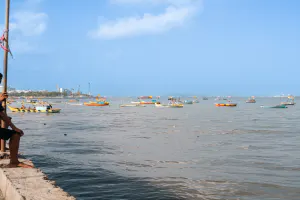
[0,158,75,200]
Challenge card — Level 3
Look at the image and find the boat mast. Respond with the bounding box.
[1,0,10,152]
[88,82,91,97]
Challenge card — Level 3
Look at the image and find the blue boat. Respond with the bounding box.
[260,104,287,108]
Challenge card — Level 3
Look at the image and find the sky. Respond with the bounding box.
[0,0,299,96]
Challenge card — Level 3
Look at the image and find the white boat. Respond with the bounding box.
[155,102,184,108]
[120,104,145,107]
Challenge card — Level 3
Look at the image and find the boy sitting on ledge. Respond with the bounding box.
[0,73,33,168]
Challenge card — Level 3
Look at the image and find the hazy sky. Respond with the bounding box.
[0,0,299,96]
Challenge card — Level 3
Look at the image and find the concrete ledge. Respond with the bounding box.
[0,158,75,200]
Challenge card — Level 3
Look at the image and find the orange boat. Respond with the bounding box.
[140,101,156,104]
[84,101,109,106]
[69,99,79,102]
[215,103,237,107]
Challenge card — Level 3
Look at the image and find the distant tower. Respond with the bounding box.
[56,84,59,92]
[88,82,91,96]
[77,85,80,95]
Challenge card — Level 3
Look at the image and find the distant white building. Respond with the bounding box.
[59,88,63,93]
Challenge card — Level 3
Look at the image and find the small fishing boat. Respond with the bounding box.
[138,96,153,99]
[120,104,145,107]
[168,96,177,101]
[183,100,193,104]
[155,102,183,108]
[84,101,109,106]
[25,99,38,104]
[260,104,287,108]
[84,95,109,106]
[202,97,208,100]
[246,96,256,103]
[131,99,158,104]
[140,100,157,104]
[193,99,199,103]
[215,103,237,107]
[280,95,295,105]
[8,106,61,113]
[215,96,221,101]
[169,103,184,108]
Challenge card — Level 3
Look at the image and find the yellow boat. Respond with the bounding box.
[8,106,61,113]
[169,103,184,108]
[84,101,109,106]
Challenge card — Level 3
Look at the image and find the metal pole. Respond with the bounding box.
[1,0,10,152]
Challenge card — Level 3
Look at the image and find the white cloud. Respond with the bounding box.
[0,0,47,54]
[10,11,48,37]
[88,0,202,40]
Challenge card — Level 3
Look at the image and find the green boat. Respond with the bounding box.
[260,104,287,108]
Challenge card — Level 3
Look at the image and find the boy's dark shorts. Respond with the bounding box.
[0,128,17,140]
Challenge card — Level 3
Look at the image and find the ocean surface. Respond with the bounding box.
[8,97,300,200]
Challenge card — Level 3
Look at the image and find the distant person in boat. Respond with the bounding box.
[21,104,26,109]
[46,104,52,110]
[0,73,32,168]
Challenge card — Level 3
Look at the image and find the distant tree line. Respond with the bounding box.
[9,91,68,97]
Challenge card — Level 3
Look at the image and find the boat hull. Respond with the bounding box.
[120,104,145,107]
[280,102,295,105]
[155,103,183,108]
[66,103,83,106]
[261,105,287,108]
[84,102,109,106]
[170,105,184,108]
[215,103,237,107]
[8,106,61,113]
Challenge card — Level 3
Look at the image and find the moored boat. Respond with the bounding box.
[280,95,295,105]
[120,104,145,107]
[215,103,237,107]
[246,96,256,103]
[169,103,184,108]
[261,104,287,108]
[131,99,159,104]
[8,106,61,113]
[155,102,183,108]
[84,101,109,106]
[183,100,193,104]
